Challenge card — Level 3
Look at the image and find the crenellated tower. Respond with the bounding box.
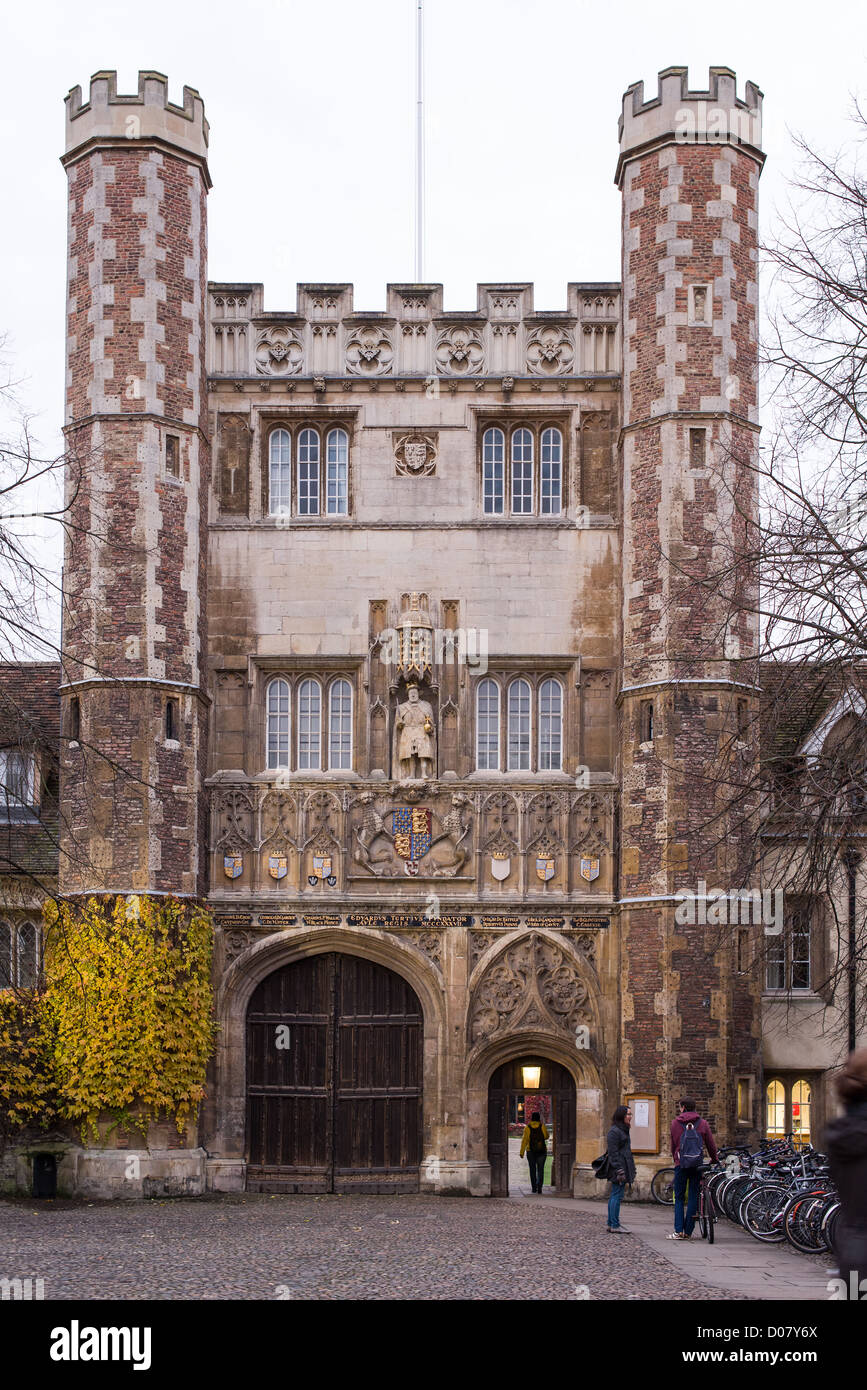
[59,72,211,896]
[616,69,765,1146]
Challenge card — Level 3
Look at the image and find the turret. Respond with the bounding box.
[616,68,764,1148]
[59,71,211,896]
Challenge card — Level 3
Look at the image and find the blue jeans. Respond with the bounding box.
[527,1152,546,1191]
[673,1166,700,1235]
[608,1181,625,1228]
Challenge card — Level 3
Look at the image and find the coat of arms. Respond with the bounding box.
[535,850,556,882]
[268,854,288,881]
[308,854,337,887]
[490,850,511,881]
[580,856,600,883]
[223,854,243,880]
[392,806,432,877]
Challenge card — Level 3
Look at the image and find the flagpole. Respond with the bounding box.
[415,0,425,283]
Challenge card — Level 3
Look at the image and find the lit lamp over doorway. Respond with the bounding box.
[522,1065,541,1090]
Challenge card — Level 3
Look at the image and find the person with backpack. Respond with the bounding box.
[605,1104,635,1232]
[519,1111,549,1193]
[668,1098,719,1240]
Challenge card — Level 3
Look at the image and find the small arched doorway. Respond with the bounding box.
[487,1057,576,1196]
[246,953,423,1193]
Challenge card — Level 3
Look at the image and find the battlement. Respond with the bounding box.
[64,70,209,169]
[616,65,763,185]
[206,281,622,379]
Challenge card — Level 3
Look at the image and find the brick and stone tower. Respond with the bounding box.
[616,69,764,1147]
[60,72,210,897]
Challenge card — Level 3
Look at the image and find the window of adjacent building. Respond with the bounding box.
[511,429,534,514]
[736,1078,752,1125]
[765,1076,813,1148]
[538,678,563,771]
[507,678,532,770]
[482,428,505,514]
[267,678,291,769]
[640,700,654,744]
[765,1079,785,1138]
[165,698,179,743]
[766,903,812,992]
[0,748,37,822]
[165,434,180,479]
[328,679,352,770]
[476,678,500,769]
[297,678,322,769]
[269,428,292,515]
[0,919,41,988]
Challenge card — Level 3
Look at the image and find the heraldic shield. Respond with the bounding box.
[268,854,288,881]
[490,850,511,881]
[580,856,600,883]
[308,854,337,887]
[223,854,243,880]
[392,807,432,877]
[535,854,556,882]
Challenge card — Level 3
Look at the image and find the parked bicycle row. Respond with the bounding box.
[651,1135,839,1255]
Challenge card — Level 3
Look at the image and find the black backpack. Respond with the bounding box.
[679,1119,704,1170]
[528,1124,546,1153]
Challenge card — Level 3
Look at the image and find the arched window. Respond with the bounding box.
[540,428,562,514]
[298,679,322,769]
[507,678,532,770]
[0,921,11,988]
[476,679,500,770]
[266,678,290,770]
[297,429,320,515]
[483,428,505,514]
[326,428,349,516]
[269,428,292,515]
[511,429,533,514]
[792,1079,812,1147]
[538,678,563,771]
[766,1079,785,1138]
[17,922,38,988]
[329,679,352,769]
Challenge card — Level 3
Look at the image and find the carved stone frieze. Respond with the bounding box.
[525,324,575,376]
[345,325,394,376]
[435,324,485,376]
[254,326,304,376]
[469,931,592,1043]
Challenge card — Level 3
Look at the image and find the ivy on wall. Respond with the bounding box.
[0,896,217,1143]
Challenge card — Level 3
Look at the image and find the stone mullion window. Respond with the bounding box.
[268,428,292,515]
[511,429,534,514]
[538,678,563,771]
[540,428,562,514]
[507,678,532,770]
[482,427,505,514]
[326,428,349,516]
[266,678,291,769]
[297,429,320,515]
[476,678,501,769]
[328,678,353,769]
[0,919,41,988]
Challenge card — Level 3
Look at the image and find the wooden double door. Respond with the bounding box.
[246,953,423,1193]
[488,1058,576,1196]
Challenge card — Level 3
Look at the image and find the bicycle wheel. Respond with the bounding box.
[697,1207,708,1239]
[706,1198,715,1244]
[740,1184,787,1242]
[651,1167,676,1205]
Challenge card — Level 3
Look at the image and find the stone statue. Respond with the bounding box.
[394,683,436,781]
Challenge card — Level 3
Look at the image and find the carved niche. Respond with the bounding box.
[525,325,575,376]
[580,412,614,514]
[255,326,304,376]
[469,932,593,1044]
[435,324,485,376]
[217,414,252,516]
[345,325,394,376]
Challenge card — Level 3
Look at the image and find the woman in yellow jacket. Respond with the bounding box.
[519,1111,549,1193]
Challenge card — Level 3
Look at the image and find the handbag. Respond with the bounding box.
[591,1152,612,1181]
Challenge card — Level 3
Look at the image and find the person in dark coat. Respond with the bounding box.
[605,1104,635,1233]
[825,1048,867,1297]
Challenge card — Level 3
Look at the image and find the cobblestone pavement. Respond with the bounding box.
[0,1194,742,1300]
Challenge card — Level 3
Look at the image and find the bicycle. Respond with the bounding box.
[650,1167,676,1205]
[696,1165,715,1243]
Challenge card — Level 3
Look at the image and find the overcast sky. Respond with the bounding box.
[2,0,865,456]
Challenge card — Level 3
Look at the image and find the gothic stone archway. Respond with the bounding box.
[488,1056,576,1196]
[246,952,423,1193]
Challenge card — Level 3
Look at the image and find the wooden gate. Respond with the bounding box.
[487,1058,576,1197]
[246,953,423,1193]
